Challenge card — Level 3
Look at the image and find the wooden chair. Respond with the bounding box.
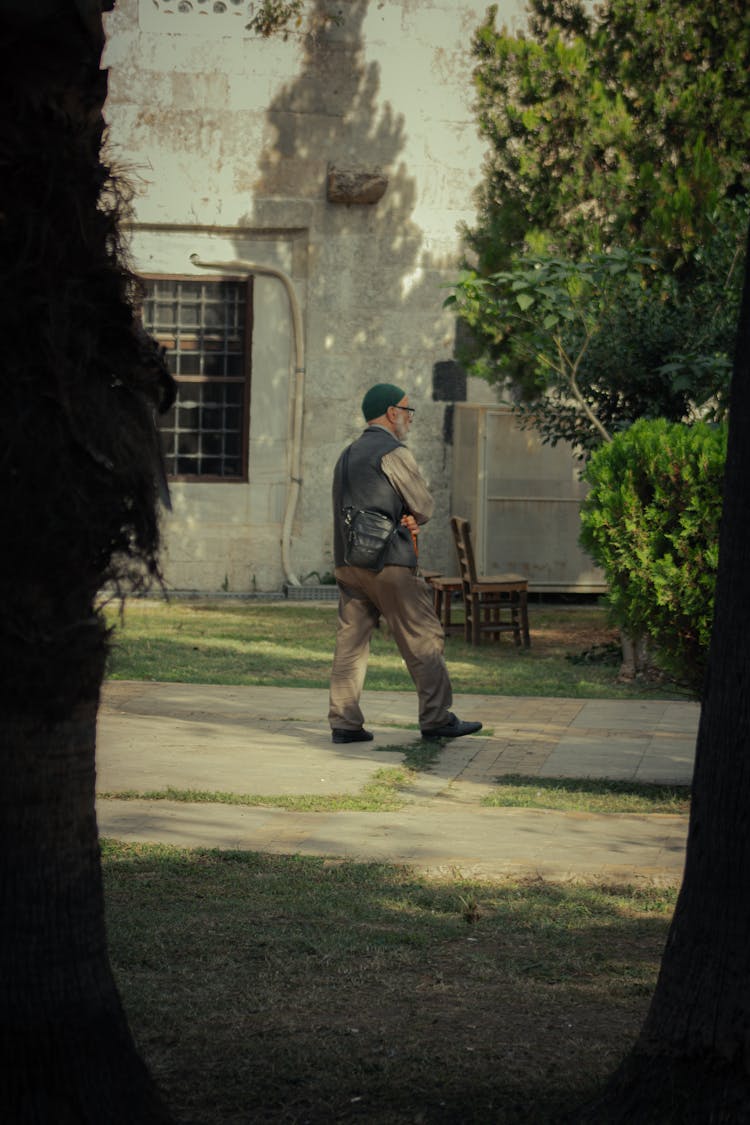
[423,572,463,635]
[450,516,530,647]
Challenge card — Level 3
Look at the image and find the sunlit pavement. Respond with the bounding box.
[96,682,698,881]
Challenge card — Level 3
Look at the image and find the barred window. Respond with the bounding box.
[141,276,252,480]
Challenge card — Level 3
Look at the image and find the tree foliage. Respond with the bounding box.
[469,0,750,267]
[579,418,726,695]
[449,240,737,454]
[455,0,749,450]
[246,0,303,37]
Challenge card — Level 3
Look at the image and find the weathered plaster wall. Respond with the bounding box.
[103,0,523,591]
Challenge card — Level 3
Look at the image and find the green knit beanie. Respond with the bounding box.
[361,382,406,422]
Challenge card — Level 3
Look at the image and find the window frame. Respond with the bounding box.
[140,272,254,483]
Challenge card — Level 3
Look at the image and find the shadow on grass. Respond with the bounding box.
[104,601,687,701]
[103,842,676,1125]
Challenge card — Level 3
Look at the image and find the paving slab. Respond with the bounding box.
[96,714,408,797]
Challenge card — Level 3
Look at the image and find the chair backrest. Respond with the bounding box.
[450,516,478,590]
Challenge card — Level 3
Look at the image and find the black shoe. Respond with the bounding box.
[332,728,374,744]
[421,713,483,740]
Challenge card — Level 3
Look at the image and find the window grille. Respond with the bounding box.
[141,276,252,481]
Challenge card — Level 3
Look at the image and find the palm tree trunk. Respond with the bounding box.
[0,1,174,1119]
[1,703,171,1122]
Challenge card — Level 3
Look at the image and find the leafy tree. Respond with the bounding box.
[455,0,749,448]
[449,241,737,454]
[468,0,750,266]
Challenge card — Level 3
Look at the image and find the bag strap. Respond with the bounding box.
[341,441,407,528]
[340,445,354,510]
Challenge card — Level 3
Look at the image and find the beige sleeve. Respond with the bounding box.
[380,446,435,524]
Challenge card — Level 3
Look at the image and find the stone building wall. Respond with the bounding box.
[102,0,522,591]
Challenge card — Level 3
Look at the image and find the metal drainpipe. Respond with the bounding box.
[189,254,304,587]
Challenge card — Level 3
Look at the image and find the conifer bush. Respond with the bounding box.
[580,419,727,696]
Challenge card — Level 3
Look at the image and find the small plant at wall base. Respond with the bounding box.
[579,418,726,697]
[302,570,336,585]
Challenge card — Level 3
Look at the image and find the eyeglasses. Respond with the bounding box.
[391,405,415,418]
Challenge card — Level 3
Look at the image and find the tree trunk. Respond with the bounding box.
[571,229,750,1120]
[617,631,650,681]
[0,0,173,1119]
[1,705,171,1122]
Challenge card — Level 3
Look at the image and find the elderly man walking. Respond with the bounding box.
[328,382,482,744]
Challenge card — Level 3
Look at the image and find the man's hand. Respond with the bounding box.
[401,513,419,556]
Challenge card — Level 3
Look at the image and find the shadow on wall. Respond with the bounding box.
[240,0,464,419]
[235,0,468,573]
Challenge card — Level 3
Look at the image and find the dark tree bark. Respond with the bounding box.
[570,228,750,1120]
[0,1,174,1120]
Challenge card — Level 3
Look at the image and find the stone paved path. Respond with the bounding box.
[96,682,698,881]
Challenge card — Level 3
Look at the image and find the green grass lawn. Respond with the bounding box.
[104,841,677,1125]
[481,775,690,815]
[100,598,687,1121]
[101,766,692,817]
[104,598,685,700]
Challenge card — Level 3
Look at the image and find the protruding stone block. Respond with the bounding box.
[326,164,388,205]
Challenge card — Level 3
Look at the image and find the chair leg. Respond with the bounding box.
[511,600,521,646]
[443,592,453,632]
[520,591,530,647]
[470,593,481,645]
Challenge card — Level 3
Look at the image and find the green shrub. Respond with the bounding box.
[580,419,727,695]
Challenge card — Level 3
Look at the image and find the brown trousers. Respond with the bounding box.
[328,564,453,732]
